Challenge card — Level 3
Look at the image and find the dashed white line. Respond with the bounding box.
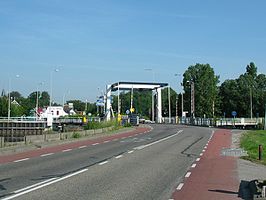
[191,164,197,168]
[62,149,72,152]
[134,130,183,150]
[103,140,110,143]
[115,155,123,159]
[40,153,54,157]
[99,161,109,166]
[185,172,191,178]
[176,183,184,190]
[200,153,203,156]
[204,146,207,149]
[78,145,87,149]
[128,150,134,154]
[13,158,29,163]
[3,169,88,200]
[202,149,206,152]
[196,158,201,162]
[92,143,99,146]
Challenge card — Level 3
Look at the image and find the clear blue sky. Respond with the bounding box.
[0,0,265,103]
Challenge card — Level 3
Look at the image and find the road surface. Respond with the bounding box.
[0,124,212,200]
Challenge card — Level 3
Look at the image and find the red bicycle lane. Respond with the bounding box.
[0,126,151,164]
[171,129,240,200]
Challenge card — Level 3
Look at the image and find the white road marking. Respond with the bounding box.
[204,146,207,149]
[185,172,191,178]
[14,178,57,193]
[40,153,54,157]
[176,183,184,190]
[4,169,88,200]
[134,130,183,150]
[103,140,110,143]
[13,158,29,163]
[200,153,203,156]
[128,150,134,154]
[115,155,123,159]
[202,149,206,152]
[92,143,99,146]
[99,161,109,166]
[78,145,87,149]
[196,158,201,162]
[62,149,72,152]
[191,164,197,168]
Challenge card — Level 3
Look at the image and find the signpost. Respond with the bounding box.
[232,111,237,128]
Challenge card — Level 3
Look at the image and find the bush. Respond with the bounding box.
[84,120,120,130]
[72,132,81,139]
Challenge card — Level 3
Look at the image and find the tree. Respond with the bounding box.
[183,63,220,118]
[219,62,266,118]
[67,100,85,111]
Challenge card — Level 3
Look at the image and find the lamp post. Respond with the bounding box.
[36,82,44,120]
[62,90,70,107]
[168,85,171,123]
[145,68,155,121]
[264,98,266,130]
[187,80,195,119]
[8,75,20,121]
[49,69,59,107]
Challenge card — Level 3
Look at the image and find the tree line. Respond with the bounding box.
[112,62,266,119]
[1,62,265,119]
[0,90,97,117]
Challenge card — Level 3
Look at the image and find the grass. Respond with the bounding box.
[240,130,266,165]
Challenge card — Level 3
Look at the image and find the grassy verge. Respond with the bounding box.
[240,130,266,165]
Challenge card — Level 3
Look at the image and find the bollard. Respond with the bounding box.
[259,145,263,161]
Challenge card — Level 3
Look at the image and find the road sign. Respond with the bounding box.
[126,110,130,115]
[231,111,237,117]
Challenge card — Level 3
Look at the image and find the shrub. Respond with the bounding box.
[72,132,81,139]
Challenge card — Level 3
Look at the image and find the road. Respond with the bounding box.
[0,124,212,200]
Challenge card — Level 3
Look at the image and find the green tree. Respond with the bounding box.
[183,63,220,118]
[67,100,85,111]
[220,62,266,118]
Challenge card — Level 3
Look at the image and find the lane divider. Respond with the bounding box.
[3,169,88,200]
[98,161,109,166]
[185,172,191,178]
[13,158,29,163]
[40,153,54,157]
[62,149,72,152]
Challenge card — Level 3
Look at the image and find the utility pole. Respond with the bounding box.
[168,86,171,123]
[264,101,266,130]
[191,81,195,118]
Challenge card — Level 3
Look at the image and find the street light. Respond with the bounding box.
[145,68,155,121]
[62,90,70,107]
[36,82,44,120]
[8,74,20,121]
[187,80,195,119]
[49,68,59,106]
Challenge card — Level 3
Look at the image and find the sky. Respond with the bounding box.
[0,0,266,103]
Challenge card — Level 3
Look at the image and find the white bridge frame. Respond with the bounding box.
[106,82,168,123]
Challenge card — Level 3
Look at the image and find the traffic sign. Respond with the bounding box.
[231,111,237,117]
[126,110,130,115]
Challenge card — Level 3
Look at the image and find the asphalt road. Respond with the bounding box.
[0,124,212,200]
